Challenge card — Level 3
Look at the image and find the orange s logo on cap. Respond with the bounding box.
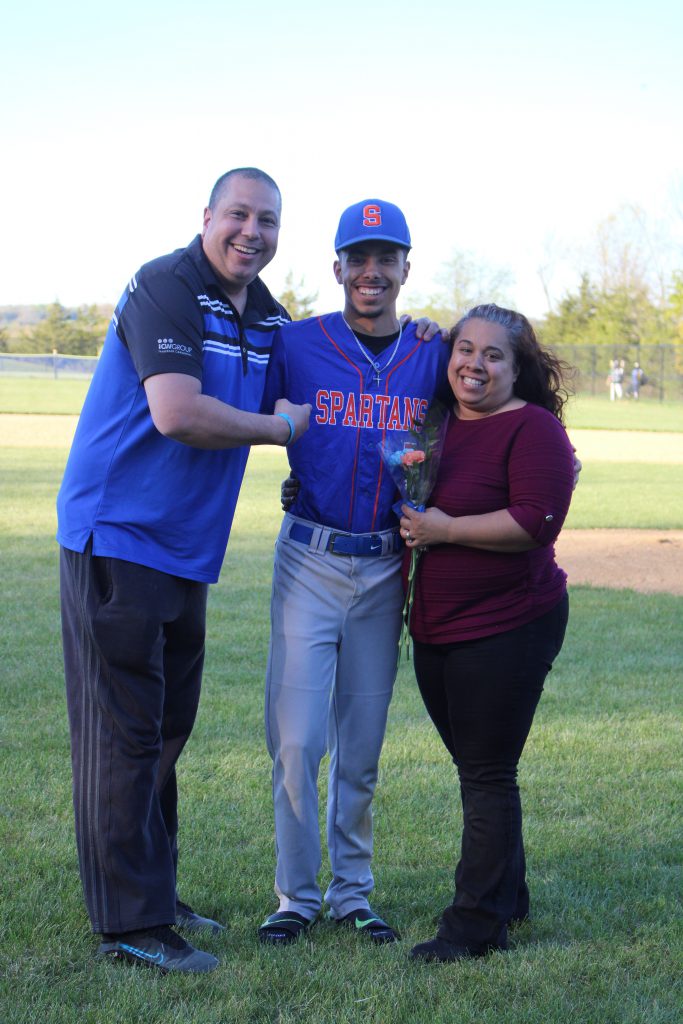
[362,204,382,227]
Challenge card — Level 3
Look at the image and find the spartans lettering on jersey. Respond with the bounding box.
[315,390,429,430]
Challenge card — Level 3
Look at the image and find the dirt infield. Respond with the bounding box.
[3,415,681,596]
[549,427,683,596]
[555,529,683,596]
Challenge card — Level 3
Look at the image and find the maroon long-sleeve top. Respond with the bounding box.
[407,403,575,644]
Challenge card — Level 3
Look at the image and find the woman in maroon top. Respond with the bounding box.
[399,304,574,963]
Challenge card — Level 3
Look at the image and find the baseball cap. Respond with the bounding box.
[334,199,411,252]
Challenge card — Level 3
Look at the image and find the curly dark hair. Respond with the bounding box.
[450,304,573,422]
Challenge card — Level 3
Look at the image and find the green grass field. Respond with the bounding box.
[565,463,683,528]
[0,377,90,415]
[1,378,683,432]
[565,394,683,432]
[0,438,681,1024]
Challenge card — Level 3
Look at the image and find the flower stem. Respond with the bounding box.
[399,547,421,662]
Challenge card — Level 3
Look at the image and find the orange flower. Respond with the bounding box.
[401,450,426,466]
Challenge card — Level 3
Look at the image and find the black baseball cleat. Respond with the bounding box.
[175,899,226,934]
[98,925,218,973]
[409,934,504,963]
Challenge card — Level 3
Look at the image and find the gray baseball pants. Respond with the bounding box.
[265,513,403,920]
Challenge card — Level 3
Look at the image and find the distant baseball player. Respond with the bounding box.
[257,200,450,946]
[57,168,310,973]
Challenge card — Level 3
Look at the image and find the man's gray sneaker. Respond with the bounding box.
[176,899,226,934]
[98,925,218,973]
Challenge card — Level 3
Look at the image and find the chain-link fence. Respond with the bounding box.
[547,343,683,402]
[0,353,97,378]
[2,346,682,401]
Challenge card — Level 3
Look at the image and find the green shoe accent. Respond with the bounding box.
[260,916,304,929]
[335,907,399,943]
[355,916,383,930]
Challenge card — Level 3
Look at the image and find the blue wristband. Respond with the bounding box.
[275,412,295,446]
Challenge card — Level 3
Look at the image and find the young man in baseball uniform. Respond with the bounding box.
[258,200,450,945]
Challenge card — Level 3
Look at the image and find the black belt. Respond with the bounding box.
[288,522,402,557]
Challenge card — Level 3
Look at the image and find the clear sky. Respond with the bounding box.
[2,0,681,317]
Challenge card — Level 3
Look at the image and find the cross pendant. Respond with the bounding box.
[374,369,381,385]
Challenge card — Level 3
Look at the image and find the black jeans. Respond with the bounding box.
[413,595,568,952]
[60,543,208,934]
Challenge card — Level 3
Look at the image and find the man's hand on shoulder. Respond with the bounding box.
[281,472,300,511]
[571,446,582,490]
[399,313,449,343]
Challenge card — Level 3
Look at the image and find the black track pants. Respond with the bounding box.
[60,543,208,934]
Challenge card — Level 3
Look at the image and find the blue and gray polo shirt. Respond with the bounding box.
[57,235,289,583]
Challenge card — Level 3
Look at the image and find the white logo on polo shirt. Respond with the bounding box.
[157,338,193,355]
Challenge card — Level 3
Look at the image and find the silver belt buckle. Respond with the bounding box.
[328,532,344,555]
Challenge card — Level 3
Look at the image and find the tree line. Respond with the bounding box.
[0,303,113,356]
[0,273,319,356]
[406,206,683,358]
[2,206,682,374]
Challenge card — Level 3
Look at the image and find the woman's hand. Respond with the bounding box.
[400,505,454,547]
[400,504,538,552]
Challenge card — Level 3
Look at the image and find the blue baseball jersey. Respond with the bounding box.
[57,235,289,583]
[261,312,450,533]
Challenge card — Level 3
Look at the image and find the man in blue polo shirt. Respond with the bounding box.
[57,167,310,974]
